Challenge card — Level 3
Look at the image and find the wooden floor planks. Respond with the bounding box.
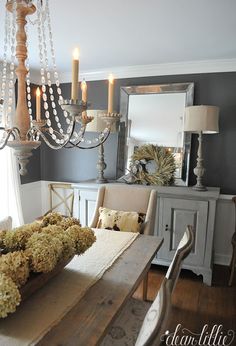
[134,264,236,334]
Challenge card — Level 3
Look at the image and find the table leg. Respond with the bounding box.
[142,271,149,301]
[229,245,236,286]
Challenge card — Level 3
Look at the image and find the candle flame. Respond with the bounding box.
[36,87,41,96]
[73,47,80,60]
[109,74,114,84]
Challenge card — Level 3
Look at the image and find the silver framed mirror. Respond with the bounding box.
[117,82,194,186]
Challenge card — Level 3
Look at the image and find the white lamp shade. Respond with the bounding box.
[184,105,219,134]
[86,110,117,133]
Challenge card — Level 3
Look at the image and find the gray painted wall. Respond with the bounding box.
[40,133,118,182]
[22,72,236,194]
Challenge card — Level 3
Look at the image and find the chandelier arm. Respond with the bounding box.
[26,127,64,141]
[0,128,16,149]
[11,126,21,138]
[63,124,87,148]
[26,128,36,141]
[77,131,111,150]
[0,127,18,139]
[33,129,68,150]
[31,116,77,150]
[64,128,111,150]
[26,124,41,140]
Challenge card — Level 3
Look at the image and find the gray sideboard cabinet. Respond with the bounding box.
[72,182,220,286]
[154,186,220,286]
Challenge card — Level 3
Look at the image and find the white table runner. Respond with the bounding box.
[0,229,139,346]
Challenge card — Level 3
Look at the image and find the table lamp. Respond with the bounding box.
[184,105,219,191]
[86,110,117,183]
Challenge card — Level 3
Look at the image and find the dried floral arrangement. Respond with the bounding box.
[0,213,96,318]
[129,144,176,186]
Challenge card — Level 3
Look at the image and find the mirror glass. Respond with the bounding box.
[118,83,194,185]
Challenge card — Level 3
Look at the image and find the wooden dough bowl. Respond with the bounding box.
[19,256,74,301]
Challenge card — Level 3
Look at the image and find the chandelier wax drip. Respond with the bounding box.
[0,0,121,175]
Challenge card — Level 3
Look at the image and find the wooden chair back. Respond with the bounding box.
[46,183,74,217]
[165,225,195,292]
[135,226,194,346]
[229,197,236,286]
[232,197,236,238]
[135,278,171,346]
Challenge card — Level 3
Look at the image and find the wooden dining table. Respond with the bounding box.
[0,233,163,346]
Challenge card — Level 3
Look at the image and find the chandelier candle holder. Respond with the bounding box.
[0,0,120,175]
[99,74,121,131]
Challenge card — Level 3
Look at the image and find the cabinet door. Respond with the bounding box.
[79,190,98,227]
[159,198,208,266]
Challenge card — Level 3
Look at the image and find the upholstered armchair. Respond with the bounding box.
[90,185,157,236]
[90,185,157,300]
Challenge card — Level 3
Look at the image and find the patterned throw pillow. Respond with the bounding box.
[97,207,145,233]
[0,216,12,231]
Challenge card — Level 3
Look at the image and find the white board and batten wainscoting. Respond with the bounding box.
[21,181,235,285]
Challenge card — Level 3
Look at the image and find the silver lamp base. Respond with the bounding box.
[192,131,207,192]
[192,183,207,192]
[96,142,108,184]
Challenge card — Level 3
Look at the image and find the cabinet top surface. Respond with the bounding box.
[72,180,220,200]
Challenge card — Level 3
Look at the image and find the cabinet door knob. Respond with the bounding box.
[165,224,169,231]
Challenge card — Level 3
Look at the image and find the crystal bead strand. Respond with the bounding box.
[82,123,107,146]
[44,0,96,147]
[0,9,10,126]
[37,0,48,121]
[36,0,74,148]
[45,0,85,145]
[40,0,69,144]
[44,0,69,131]
[25,23,33,129]
[25,23,40,142]
[70,124,86,143]
[36,0,56,141]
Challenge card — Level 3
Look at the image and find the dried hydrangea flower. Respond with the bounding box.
[58,217,81,231]
[66,226,96,254]
[55,232,76,260]
[0,273,21,318]
[26,232,63,273]
[41,212,63,227]
[0,251,29,287]
[0,230,7,248]
[42,224,64,236]
[41,225,76,260]
[15,222,42,234]
[3,223,42,252]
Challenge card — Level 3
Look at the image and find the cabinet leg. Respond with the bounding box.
[202,270,212,286]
